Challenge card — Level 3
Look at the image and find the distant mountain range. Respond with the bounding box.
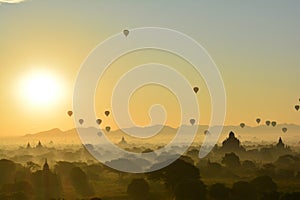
[20,124,300,146]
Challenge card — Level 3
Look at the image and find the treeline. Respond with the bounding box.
[0,153,300,200]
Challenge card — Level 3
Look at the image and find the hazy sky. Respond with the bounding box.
[0,0,300,136]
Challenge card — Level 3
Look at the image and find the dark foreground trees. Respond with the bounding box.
[174,179,207,200]
[70,166,94,197]
[127,178,150,200]
[148,157,207,199]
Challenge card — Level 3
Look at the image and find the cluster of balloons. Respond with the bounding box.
[263,120,277,127]
[239,117,288,134]
[237,98,300,134]
[256,118,277,128]
[188,86,200,126]
[103,111,111,132]
[67,110,112,133]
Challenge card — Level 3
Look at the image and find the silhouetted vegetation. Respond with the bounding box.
[0,131,300,199]
[127,178,150,200]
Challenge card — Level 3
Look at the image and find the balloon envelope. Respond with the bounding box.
[295,105,300,111]
[282,127,287,133]
[123,30,129,37]
[204,130,210,135]
[105,111,110,116]
[96,119,102,125]
[256,118,261,124]
[271,121,276,127]
[193,87,199,93]
[190,119,196,125]
[67,111,73,117]
[79,119,84,125]
[265,121,271,126]
[105,126,111,132]
[240,123,245,128]
[97,132,102,137]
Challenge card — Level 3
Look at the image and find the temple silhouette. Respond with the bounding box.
[220,131,246,152]
[119,136,127,145]
[214,131,291,162]
[274,137,291,152]
[29,158,61,199]
[26,141,44,149]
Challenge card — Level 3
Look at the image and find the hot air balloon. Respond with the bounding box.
[282,127,287,133]
[190,119,196,126]
[271,121,277,127]
[67,110,73,117]
[265,121,271,126]
[79,119,84,125]
[193,87,199,94]
[97,132,102,137]
[295,105,300,111]
[105,126,111,132]
[105,111,110,117]
[240,123,245,128]
[204,130,210,135]
[96,119,102,125]
[123,30,129,37]
[256,118,261,124]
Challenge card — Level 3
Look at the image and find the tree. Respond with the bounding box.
[13,180,34,196]
[209,183,230,200]
[280,192,300,200]
[70,167,94,197]
[1,181,33,199]
[85,164,103,181]
[148,158,200,191]
[261,163,276,177]
[250,175,277,197]
[31,168,61,199]
[127,178,150,200]
[242,160,256,169]
[174,179,207,200]
[231,181,257,200]
[241,160,257,175]
[221,152,241,169]
[275,154,298,170]
[54,161,75,178]
[26,161,41,172]
[250,176,279,200]
[0,159,16,186]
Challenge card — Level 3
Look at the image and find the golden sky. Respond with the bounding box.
[0,0,300,136]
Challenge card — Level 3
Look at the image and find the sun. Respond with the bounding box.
[20,70,62,107]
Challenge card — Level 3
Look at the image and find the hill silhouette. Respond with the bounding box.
[19,124,300,147]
